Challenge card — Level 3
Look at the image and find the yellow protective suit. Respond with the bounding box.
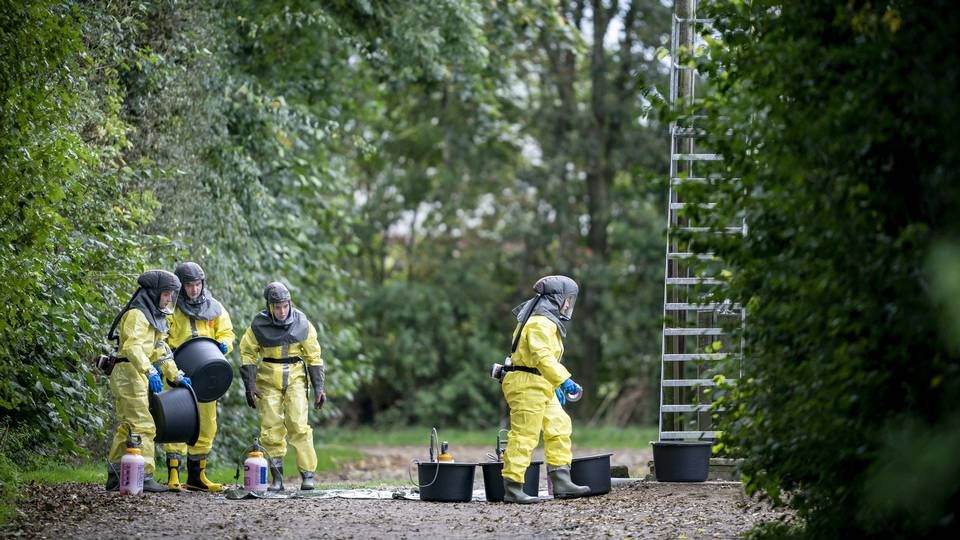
[501,315,574,483]
[108,309,176,474]
[165,304,235,455]
[239,323,322,473]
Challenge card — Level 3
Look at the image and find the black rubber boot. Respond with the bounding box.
[166,453,183,492]
[548,466,590,499]
[300,471,316,490]
[105,463,120,492]
[185,454,224,492]
[268,458,285,491]
[143,472,168,493]
[502,478,538,504]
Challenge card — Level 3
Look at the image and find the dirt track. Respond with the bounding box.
[3,447,790,539]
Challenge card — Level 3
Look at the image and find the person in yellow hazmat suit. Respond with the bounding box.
[163,262,235,492]
[104,269,188,492]
[500,275,591,504]
[239,282,326,491]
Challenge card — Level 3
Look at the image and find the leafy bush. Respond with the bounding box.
[694,1,960,537]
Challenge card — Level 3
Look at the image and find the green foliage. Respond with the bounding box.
[2,0,675,479]
[693,1,960,537]
[357,277,501,428]
[347,0,672,425]
[0,0,147,453]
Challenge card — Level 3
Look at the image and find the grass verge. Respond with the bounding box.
[320,424,658,449]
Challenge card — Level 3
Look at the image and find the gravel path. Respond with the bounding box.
[3,447,791,539]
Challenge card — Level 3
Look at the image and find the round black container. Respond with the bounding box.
[651,441,711,482]
[480,460,541,502]
[173,337,233,402]
[570,453,613,496]
[149,385,200,446]
[417,462,476,502]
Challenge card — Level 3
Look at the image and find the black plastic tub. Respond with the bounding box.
[417,462,476,502]
[173,337,233,402]
[480,460,541,502]
[149,385,200,446]
[651,441,711,482]
[570,453,613,496]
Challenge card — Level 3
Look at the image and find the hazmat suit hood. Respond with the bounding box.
[512,275,579,338]
[124,269,181,334]
[250,282,310,347]
[174,262,222,321]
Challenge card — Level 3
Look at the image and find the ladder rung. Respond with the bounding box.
[663,327,725,336]
[662,378,719,387]
[672,153,722,161]
[662,353,730,362]
[659,431,719,440]
[670,126,705,137]
[673,226,743,234]
[671,177,708,185]
[670,176,730,185]
[667,252,717,260]
[670,202,716,210]
[673,15,714,24]
[660,404,712,413]
[665,277,722,285]
[664,303,741,311]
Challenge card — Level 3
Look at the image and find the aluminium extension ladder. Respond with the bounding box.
[658,1,744,442]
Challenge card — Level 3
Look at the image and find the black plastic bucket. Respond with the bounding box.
[173,337,233,402]
[570,453,613,496]
[148,385,200,446]
[480,460,541,502]
[651,441,711,482]
[417,462,476,502]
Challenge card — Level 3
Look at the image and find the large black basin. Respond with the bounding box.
[417,462,476,502]
[148,385,200,446]
[651,441,711,482]
[173,337,233,402]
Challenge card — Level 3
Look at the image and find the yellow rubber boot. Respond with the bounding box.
[185,454,224,492]
[166,453,183,492]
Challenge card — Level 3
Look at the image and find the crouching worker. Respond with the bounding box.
[105,269,186,492]
[163,262,235,492]
[239,282,326,491]
[501,275,590,504]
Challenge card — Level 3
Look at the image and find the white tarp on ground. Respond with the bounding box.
[224,487,553,501]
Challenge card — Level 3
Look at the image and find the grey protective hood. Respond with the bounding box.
[175,261,222,321]
[177,288,223,321]
[128,270,181,333]
[250,307,310,348]
[513,294,567,337]
[512,275,579,338]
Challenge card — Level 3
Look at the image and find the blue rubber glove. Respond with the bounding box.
[561,378,582,396]
[218,341,229,354]
[555,388,566,406]
[179,375,192,388]
[146,369,163,393]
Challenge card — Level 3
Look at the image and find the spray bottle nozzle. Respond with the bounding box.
[125,433,141,449]
[495,428,508,461]
[123,422,142,449]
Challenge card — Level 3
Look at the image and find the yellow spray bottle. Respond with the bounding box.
[437,441,454,462]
